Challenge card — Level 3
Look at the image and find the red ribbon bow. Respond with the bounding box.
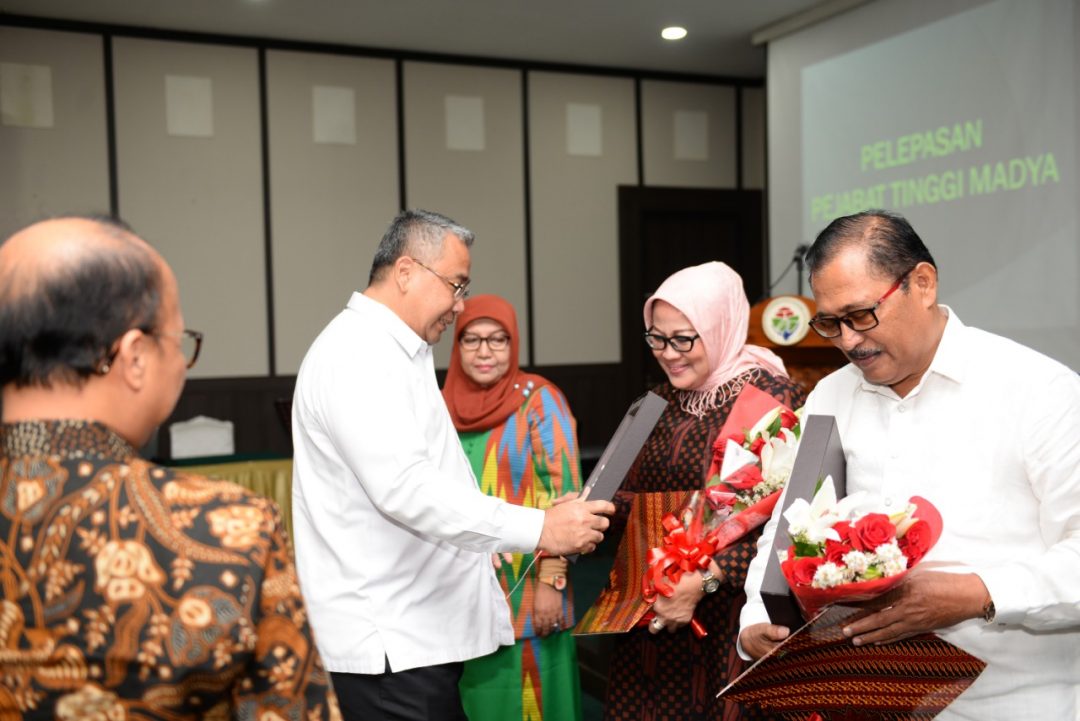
[639,512,718,638]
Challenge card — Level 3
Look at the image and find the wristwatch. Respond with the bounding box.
[701,570,721,595]
[539,574,567,591]
[981,598,996,624]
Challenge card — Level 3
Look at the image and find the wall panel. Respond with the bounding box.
[403,62,527,367]
[529,72,637,365]
[112,38,266,378]
[641,80,736,188]
[266,51,399,374]
[0,27,108,237]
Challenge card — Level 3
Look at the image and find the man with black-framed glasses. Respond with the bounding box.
[291,209,614,721]
[739,210,1080,719]
[0,215,340,720]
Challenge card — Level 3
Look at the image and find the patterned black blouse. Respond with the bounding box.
[604,371,807,721]
[0,420,340,721]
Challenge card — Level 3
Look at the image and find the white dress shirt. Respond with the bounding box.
[291,292,545,674]
[740,308,1080,720]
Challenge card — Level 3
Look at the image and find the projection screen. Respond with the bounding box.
[766,0,1078,370]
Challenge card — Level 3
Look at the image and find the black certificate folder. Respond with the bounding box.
[760,414,847,628]
[568,391,668,562]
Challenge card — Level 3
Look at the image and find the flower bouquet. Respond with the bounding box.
[778,476,943,618]
[639,386,803,637]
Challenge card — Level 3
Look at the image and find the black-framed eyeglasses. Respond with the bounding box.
[150,328,204,369]
[808,270,912,339]
[98,328,203,374]
[460,333,510,351]
[644,332,701,353]
[411,257,470,300]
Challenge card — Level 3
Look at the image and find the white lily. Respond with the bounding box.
[783,475,882,544]
[760,429,798,485]
[746,406,783,440]
[783,475,843,543]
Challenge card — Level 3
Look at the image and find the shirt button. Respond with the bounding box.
[884,498,893,506]
[897,405,906,413]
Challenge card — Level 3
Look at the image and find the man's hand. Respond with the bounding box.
[649,561,724,633]
[551,491,580,505]
[490,552,514,569]
[533,583,564,637]
[739,623,790,659]
[842,570,989,646]
[538,499,614,556]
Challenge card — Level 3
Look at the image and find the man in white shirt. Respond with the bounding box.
[291,209,615,721]
[739,210,1080,720]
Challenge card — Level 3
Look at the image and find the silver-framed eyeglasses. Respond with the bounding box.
[411,257,470,300]
[808,270,911,339]
[150,328,204,369]
[643,332,701,353]
[460,333,510,351]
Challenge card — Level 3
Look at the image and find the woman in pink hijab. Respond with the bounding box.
[601,262,807,721]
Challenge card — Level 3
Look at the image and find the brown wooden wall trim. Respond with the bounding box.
[157,362,633,461]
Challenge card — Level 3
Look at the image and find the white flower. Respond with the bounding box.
[760,430,798,486]
[881,556,909,577]
[812,562,848,589]
[747,407,784,440]
[873,541,903,562]
[841,550,871,575]
[784,476,854,544]
[892,503,920,536]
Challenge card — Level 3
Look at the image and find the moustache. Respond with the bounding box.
[846,347,880,360]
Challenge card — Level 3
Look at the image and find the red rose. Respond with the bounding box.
[749,436,766,455]
[850,514,896,552]
[788,555,825,586]
[832,520,853,543]
[711,432,745,469]
[710,444,725,471]
[898,519,932,566]
[824,538,852,565]
[780,409,799,430]
[724,464,763,491]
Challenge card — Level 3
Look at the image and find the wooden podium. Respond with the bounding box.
[747,295,845,393]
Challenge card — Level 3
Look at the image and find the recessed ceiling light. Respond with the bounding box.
[661,26,688,41]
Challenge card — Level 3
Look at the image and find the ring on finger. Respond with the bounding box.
[650,617,665,631]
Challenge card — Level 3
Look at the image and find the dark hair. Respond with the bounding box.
[805,209,936,287]
[368,209,475,285]
[0,214,163,388]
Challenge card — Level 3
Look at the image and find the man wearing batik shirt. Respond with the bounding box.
[0,215,340,721]
[739,210,1080,720]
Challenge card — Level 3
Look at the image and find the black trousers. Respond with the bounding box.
[330,659,468,721]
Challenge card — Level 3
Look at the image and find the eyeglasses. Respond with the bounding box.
[97,327,203,374]
[644,332,701,353]
[460,333,510,351]
[411,257,470,300]
[808,270,911,339]
[151,328,204,369]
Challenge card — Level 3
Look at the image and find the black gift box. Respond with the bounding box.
[568,390,667,562]
[760,414,847,628]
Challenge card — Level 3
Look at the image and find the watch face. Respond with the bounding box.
[703,576,721,594]
[553,575,567,591]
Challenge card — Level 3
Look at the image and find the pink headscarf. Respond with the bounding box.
[643,261,788,416]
